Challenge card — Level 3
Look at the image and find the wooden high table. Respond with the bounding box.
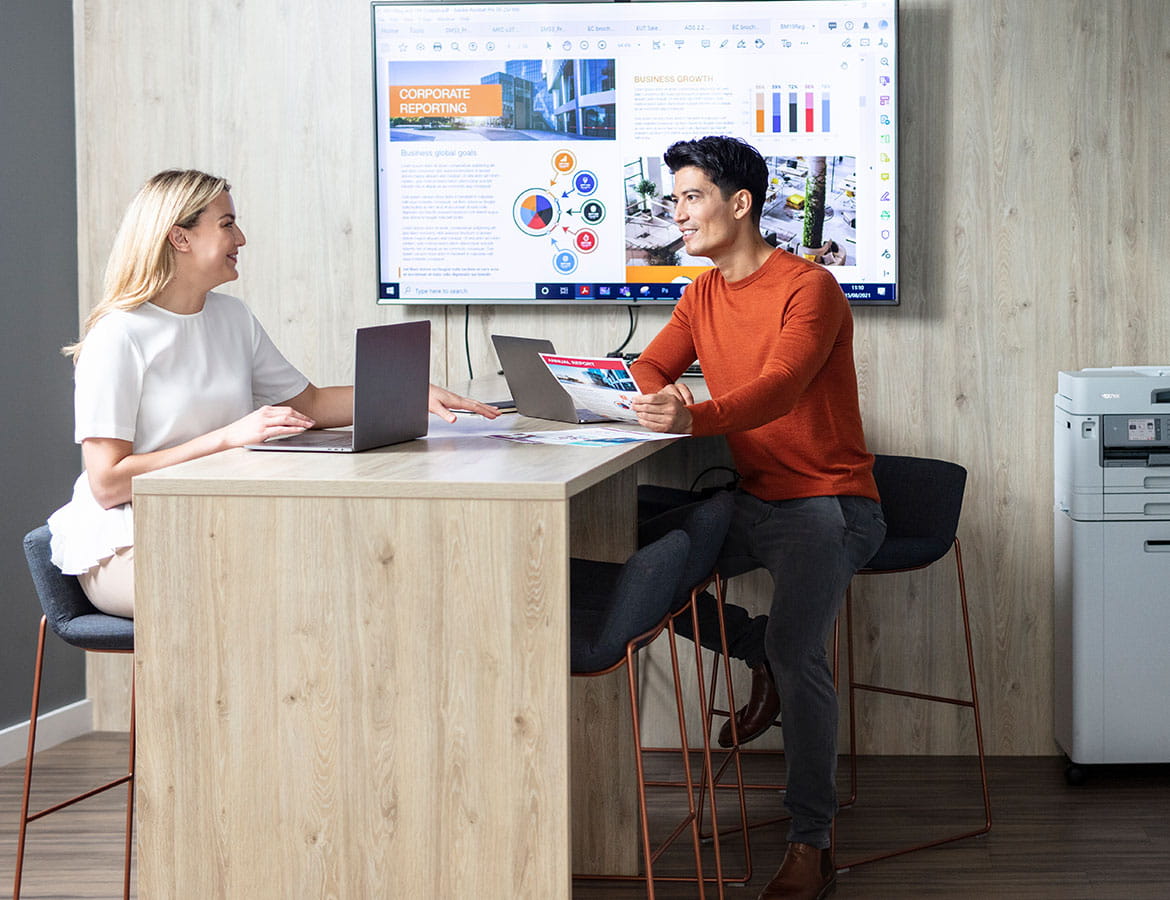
[131,412,683,898]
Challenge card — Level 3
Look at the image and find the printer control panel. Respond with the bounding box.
[1102,414,1170,466]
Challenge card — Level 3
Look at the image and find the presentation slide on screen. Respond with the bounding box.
[372,1,897,304]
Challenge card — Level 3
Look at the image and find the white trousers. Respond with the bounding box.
[78,546,135,619]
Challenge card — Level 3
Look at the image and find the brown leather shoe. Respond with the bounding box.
[717,663,780,748]
[757,842,836,900]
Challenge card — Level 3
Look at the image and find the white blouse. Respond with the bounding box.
[48,292,308,574]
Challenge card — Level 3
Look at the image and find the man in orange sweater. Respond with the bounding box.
[632,136,885,900]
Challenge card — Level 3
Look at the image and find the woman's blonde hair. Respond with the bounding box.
[64,169,231,360]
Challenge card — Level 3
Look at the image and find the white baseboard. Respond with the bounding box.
[0,700,93,768]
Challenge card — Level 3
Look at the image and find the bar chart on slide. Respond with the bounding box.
[754,86,832,134]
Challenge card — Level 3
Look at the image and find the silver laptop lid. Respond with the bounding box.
[491,334,578,423]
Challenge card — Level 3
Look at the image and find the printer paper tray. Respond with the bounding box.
[1103,494,1170,517]
[1104,469,1170,490]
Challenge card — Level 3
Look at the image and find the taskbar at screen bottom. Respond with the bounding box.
[378,282,685,304]
[377,282,898,305]
[840,283,898,304]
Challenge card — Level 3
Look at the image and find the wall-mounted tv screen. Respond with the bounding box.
[372,0,898,306]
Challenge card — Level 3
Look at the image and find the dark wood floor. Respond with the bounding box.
[2,734,1169,898]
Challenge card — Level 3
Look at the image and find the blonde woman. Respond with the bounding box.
[49,169,497,618]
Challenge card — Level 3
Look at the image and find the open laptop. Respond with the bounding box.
[246,320,430,452]
[491,334,614,424]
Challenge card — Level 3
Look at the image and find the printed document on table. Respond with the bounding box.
[486,427,686,447]
[538,353,641,423]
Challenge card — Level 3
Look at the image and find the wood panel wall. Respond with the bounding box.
[74,0,1170,755]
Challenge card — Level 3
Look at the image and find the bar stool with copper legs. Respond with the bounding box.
[836,454,991,870]
[572,492,744,898]
[16,524,135,900]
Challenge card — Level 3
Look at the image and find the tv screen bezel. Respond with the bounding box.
[370,0,899,307]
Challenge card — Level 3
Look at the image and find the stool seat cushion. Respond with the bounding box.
[862,536,954,572]
[23,525,134,652]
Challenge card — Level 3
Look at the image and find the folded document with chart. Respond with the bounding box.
[537,354,642,424]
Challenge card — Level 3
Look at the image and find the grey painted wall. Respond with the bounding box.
[0,1,86,729]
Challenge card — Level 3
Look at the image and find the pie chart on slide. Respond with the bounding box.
[513,189,559,235]
[520,195,553,228]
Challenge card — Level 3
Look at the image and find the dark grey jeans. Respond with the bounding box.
[672,489,886,848]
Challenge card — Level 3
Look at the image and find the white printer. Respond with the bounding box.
[1054,367,1170,778]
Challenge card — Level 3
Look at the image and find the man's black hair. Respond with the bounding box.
[663,136,768,226]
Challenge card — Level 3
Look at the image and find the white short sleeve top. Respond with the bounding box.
[48,292,309,574]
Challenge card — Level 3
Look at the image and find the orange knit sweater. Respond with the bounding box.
[632,249,878,503]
